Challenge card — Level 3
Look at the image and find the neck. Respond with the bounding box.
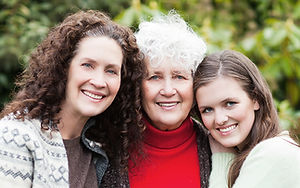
[58,107,89,140]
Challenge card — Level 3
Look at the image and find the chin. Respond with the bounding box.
[81,109,106,118]
[221,141,238,148]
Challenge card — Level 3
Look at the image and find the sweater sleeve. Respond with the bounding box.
[0,116,69,188]
[209,152,235,188]
[0,118,37,188]
[233,136,300,188]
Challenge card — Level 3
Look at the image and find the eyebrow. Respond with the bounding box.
[198,97,237,109]
[106,63,121,70]
[198,105,209,110]
[221,97,236,103]
[147,70,162,75]
[172,70,192,77]
[149,70,190,75]
[80,58,121,68]
[172,70,188,74]
[80,58,96,63]
[172,70,182,74]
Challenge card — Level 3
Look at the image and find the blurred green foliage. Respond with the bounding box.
[0,0,299,137]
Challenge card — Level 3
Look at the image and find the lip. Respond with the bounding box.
[82,90,106,101]
[216,123,238,136]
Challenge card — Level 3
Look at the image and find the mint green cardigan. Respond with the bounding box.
[209,132,300,188]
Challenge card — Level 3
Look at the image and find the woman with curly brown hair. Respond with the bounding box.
[0,10,143,188]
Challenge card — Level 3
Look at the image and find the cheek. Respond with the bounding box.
[233,106,256,132]
[201,116,214,130]
[141,92,153,111]
[109,77,121,94]
[241,110,256,129]
[141,82,148,98]
[235,105,254,120]
[185,85,194,97]
[141,82,155,102]
[180,83,194,102]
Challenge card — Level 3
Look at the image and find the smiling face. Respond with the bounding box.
[61,36,123,121]
[141,58,194,131]
[195,76,259,149]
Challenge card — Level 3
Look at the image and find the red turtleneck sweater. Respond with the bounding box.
[129,117,201,188]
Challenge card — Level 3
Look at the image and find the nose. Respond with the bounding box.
[215,109,228,126]
[89,73,107,88]
[159,79,176,96]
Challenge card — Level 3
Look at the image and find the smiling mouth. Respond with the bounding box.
[217,124,237,133]
[156,102,179,107]
[82,90,105,100]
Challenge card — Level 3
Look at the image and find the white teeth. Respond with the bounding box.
[83,91,103,100]
[219,125,237,132]
[158,103,177,107]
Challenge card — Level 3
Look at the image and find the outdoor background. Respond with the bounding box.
[0,0,299,138]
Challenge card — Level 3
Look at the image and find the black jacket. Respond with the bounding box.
[81,118,109,187]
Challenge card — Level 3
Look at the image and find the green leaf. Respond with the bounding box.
[263,27,287,47]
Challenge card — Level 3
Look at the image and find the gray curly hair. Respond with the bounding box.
[135,10,207,73]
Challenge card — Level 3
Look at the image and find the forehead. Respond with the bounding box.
[75,36,123,63]
[78,36,119,51]
[196,77,249,103]
[145,57,191,74]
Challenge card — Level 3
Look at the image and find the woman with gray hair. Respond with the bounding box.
[103,10,211,188]
[128,10,211,188]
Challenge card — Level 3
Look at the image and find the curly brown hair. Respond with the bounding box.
[1,10,144,172]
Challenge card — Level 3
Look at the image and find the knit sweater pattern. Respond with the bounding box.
[0,116,69,188]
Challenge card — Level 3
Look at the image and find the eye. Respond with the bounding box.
[175,75,185,79]
[82,63,93,69]
[226,101,236,107]
[201,107,213,114]
[149,75,159,80]
[106,69,117,75]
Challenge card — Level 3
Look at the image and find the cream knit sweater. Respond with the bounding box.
[209,132,300,188]
[0,116,69,188]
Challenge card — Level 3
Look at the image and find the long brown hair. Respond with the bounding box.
[193,50,281,187]
[1,10,144,172]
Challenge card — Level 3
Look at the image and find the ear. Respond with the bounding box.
[253,100,260,111]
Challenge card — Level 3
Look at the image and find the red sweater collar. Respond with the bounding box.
[143,116,194,149]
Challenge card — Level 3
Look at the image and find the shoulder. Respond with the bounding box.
[0,116,63,149]
[235,133,300,187]
[0,116,43,149]
[0,115,41,134]
[0,116,68,187]
[250,133,300,158]
[242,133,300,172]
